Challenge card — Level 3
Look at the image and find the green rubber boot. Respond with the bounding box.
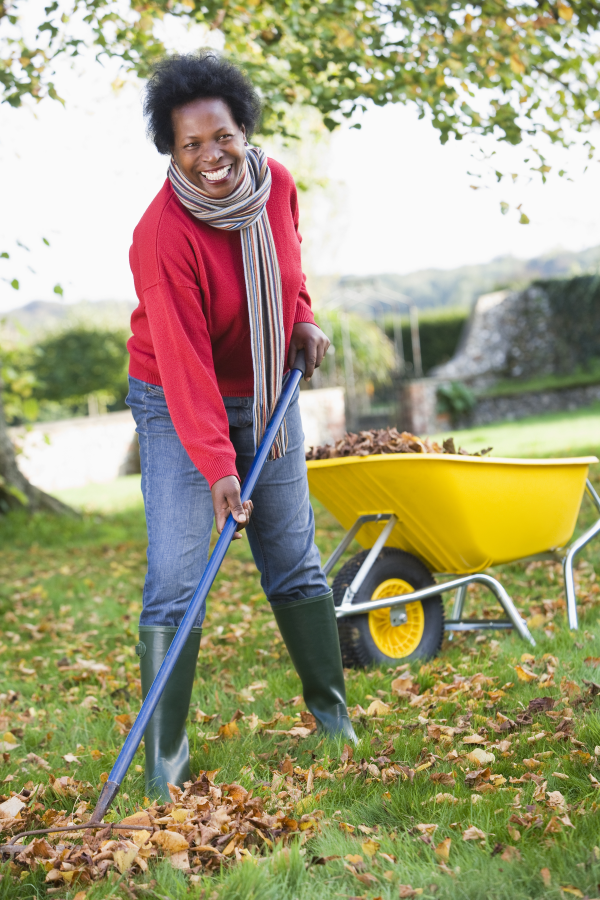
[272,591,357,743]
[136,626,202,802]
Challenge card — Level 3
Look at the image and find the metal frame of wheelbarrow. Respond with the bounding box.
[89,351,307,824]
[323,479,600,648]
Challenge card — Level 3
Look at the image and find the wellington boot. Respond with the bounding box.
[136,626,202,802]
[272,591,357,743]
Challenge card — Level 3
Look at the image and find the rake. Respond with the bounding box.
[90,350,306,823]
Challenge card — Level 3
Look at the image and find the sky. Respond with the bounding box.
[2,19,600,313]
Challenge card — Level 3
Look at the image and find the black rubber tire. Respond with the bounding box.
[332,548,444,668]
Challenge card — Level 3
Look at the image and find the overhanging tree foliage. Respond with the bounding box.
[2,1,600,151]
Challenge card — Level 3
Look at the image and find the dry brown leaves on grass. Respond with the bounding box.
[1,771,324,886]
[305,428,492,460]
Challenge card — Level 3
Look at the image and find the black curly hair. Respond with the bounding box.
[144,52,262,154]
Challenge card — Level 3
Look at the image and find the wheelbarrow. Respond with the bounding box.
[306,453,600,666]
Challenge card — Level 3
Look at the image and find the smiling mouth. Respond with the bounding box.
[200,165,232,183]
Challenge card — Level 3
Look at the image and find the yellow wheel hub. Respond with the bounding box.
[368,578,425,659]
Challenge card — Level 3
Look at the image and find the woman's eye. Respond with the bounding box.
[218,134,232,141]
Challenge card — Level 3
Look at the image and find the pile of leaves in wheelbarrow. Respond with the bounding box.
[0,770,324,886]
[306,428,492,460]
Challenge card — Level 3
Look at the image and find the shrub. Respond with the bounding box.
[31,326,129,414]
[437,381,476,421]
[382,309,469,375]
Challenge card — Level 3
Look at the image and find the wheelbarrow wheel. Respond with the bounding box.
[332,548,444,668]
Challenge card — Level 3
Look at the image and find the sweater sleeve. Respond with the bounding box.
[142,273,239,488]
[289,178,317,326]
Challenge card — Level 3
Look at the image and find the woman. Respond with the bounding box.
[127,52,356,801]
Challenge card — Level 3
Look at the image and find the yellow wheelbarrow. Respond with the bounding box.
[306,454,600,666]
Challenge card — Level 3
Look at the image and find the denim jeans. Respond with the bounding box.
[126,376,329,627]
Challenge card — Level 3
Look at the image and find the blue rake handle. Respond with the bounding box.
[90,351,306,822]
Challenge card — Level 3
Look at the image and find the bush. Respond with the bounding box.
[534,274,600,372]
[437,381,476,421]
[0,344,39,425]
[31,326,129,414]
[314,310,396,388]
[382,309,468,375]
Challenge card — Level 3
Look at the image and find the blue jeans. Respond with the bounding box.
[126,376,329,628]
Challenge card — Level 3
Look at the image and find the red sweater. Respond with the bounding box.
[128,158,316,487]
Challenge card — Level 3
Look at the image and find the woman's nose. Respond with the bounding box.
[201,142,222,164]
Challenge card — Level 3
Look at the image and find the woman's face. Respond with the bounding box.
[171,97,246,198]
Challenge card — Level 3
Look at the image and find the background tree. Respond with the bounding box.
[32,326,130,417]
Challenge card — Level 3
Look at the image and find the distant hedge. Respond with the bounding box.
[534,274,600,372]
[383,309,469,375]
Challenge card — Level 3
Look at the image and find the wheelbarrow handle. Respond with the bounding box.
[90,351,306,822]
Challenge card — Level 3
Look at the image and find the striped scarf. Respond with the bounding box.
[168,146,287,459]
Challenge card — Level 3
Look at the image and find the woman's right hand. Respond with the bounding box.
[211,475,253,539]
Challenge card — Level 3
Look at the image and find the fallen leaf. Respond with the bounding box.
[362,839,380,857]
[560,887,584,898]
[463,734,486,744]
[435,793,459,805]
[0,795,25,818]
[515,665,538,683]
[501,846,521,862]
[463,825,486,841]
[120,811,153,829]
[398,886,423,898]
[169,849,190,869]
[465,748,495,765]
[218,719,240,739]
[430,772,456,786]
[26,752,50,770]
[151,830,189,854]
[540,868,551,886]
[416,823,438,835]
[62,753,79,764]
[366,699,392,716]
[434,837,451,862]
[546,790,567,813]
[113,845,138,873]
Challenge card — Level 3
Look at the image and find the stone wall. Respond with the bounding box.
[433,285,570,389]
[396,377,600,436]
[11,387,346,492]
[464,383,600,427]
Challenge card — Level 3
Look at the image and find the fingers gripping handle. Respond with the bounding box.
[292,349,306,376]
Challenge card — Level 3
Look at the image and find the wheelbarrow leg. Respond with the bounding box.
[478,573,535,645]
[447,584,468,641]
[561,479,600,631]
[452,584,468,620]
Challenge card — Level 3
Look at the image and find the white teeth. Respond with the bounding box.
[202,165,231,182]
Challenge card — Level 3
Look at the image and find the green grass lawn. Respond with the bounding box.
[435,403,600,460]
[2,407,600,899]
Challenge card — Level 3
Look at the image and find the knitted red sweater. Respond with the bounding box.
[128,158,316,488]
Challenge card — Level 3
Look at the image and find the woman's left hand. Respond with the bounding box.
[288,322,330,381]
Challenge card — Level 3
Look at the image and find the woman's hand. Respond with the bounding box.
[288,322,330,381]
[211,476,253,539]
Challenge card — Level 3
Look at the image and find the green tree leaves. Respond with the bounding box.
[1,1,599,155]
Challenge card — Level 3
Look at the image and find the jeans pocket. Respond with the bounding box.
[146,384,165,397]
[224,397,253,428]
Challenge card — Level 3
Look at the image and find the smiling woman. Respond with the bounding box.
[125,52,356,802]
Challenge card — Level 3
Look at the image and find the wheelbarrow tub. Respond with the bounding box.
[307,454,598,574]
